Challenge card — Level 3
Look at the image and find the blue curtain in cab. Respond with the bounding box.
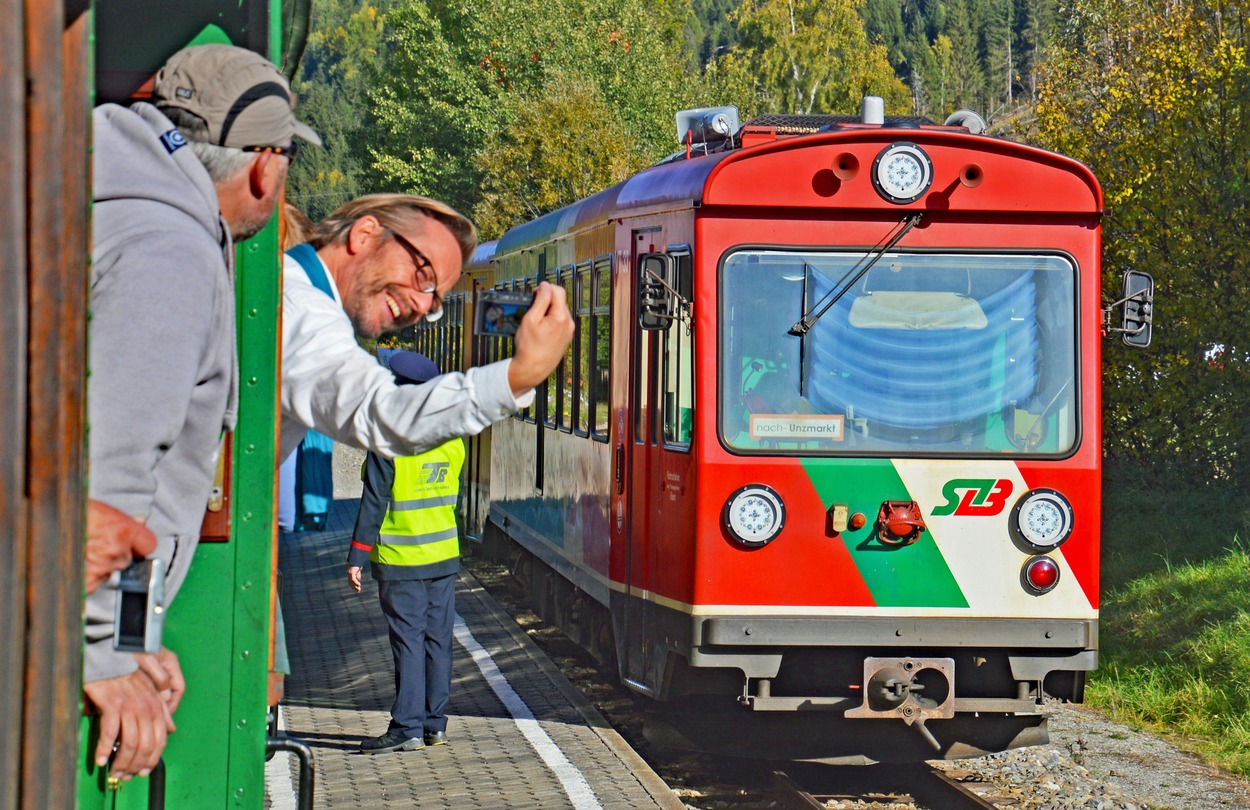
[804,271,1038,430]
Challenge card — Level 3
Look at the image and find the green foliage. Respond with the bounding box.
[368,0,691,235]
[367,0,503,217]
[688,0,740,67]
[1091,536,1250,774]
[1098,467,1250,774]
[712,0,909,117]
[472,72,654,238]
[1035,0,1250,482]
[1101,464,1250,589]
[287,1,395,220]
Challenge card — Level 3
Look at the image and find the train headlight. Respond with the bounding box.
[723,485,786,547]
[1022,555,1061,595]
[872,142,933,204]
[1010,488,1074,552]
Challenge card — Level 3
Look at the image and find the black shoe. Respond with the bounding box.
[360,730,424,754]
[423,730,448,746]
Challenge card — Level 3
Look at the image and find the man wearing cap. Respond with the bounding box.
[83,43,320,781]
[279,193,573,464]
[347,351,464,754]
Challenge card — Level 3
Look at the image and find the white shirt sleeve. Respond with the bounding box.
[280,252,533,461]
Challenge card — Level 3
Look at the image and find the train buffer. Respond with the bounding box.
[266,498,682,809]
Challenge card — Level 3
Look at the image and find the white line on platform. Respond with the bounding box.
[454,614,604,810]
[265,704,298,810]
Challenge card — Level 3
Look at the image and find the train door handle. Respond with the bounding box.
[614,445,624,494]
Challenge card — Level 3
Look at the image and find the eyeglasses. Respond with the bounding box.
[241,142,299,163]
[389,230,444,323]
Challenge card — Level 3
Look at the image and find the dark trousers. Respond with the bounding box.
[377,573,455,738]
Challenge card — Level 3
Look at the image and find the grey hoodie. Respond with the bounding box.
[84,102,239,682]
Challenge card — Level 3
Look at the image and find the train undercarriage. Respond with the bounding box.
[481,525,1094,764]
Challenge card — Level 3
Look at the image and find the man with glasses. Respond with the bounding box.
[279,193,573,464]
[85,43,320,781]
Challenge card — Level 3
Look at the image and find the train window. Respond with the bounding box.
[545,270,560,430]
[592,256,611,440]
[561,266,577,432]
[576,265,592,435]
[720,250,1078,456]
[661,251,693,449]
[458,295,465,369]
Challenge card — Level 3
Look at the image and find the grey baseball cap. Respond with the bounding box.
[152,44,321,149]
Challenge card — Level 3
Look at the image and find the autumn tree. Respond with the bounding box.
[1035,0,1250,480]
[368,0,691,235]
[472,71,653,237]
[714,0,909,117]
[287,0,395,220]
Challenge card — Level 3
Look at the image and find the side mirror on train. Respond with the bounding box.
[638,253,676,331]
[1103,271,1154,348]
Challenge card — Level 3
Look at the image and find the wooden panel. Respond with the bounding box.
[0,0,29,805]
[20,1,89,808]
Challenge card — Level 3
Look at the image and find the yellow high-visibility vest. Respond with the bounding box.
[372,440,465,574]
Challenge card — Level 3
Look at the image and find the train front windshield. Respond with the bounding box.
[720,250,1078,455]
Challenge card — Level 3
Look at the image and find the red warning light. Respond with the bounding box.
[1023,556,1060,594]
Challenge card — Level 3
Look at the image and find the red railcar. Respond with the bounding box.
[416,102,1151,763]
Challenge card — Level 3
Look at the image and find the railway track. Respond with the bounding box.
[772,762,1000,810]
[470,552,1011,810]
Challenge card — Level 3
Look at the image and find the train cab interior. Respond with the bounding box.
[721,250,1078,455]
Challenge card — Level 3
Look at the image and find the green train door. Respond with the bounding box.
[79,1,295,806]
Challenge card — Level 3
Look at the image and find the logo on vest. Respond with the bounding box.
[424,461,451,483]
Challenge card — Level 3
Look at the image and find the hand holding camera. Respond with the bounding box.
[474,289,534,337]
[114,558,166,654]
[498,281,575,396]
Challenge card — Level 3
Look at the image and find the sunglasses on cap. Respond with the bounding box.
[240,142,299,162]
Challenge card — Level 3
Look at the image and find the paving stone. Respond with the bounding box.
[265,496,683,810]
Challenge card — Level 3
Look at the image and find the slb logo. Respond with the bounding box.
[932,478,1014,516]
[423,461,451,484]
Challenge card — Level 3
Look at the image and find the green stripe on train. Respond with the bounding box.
[801,458,968,608]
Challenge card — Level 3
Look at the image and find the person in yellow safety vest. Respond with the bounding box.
[347,350,464,754]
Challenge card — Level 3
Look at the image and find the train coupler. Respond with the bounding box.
[844,656,955,725]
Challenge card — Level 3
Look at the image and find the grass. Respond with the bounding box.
[1091,464,1250,774]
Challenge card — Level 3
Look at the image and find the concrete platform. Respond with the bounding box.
[266,495,683,810]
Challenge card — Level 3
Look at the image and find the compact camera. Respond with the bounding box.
[474,289,533,337]
[113,558,166,654]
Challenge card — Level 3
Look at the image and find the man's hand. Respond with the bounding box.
[134,647,186,716]
[83,668,176,781]
[508,281,574,396]
[348,565,363,593]
[85,500,157,593]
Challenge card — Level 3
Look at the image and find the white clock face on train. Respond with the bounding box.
[873,142,933,204]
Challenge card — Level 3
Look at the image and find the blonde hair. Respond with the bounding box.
[280,201,315,251]
[309,193,478,267]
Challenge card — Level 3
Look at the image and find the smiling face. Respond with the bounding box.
[339,215,464,339]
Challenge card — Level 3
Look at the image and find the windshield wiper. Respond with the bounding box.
[788,214,923,336]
